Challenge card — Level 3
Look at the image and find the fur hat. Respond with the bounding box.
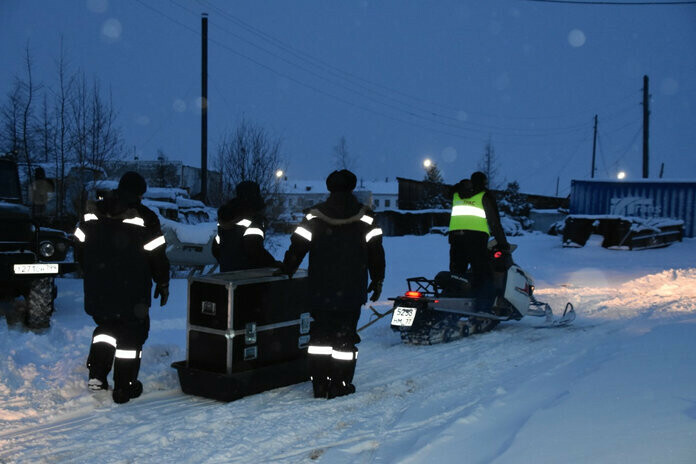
[117,171,147,203]
[326,169,357,193]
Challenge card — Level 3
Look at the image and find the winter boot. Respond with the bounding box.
[112,348,142,404]
[87,332,116,391]
[308,346,332,398]
[326,347,357,400]
[113,380,143,404]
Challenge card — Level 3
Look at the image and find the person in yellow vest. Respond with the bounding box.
[448,171,509,310]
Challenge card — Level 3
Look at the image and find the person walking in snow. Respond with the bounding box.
[74,171,170,404]
[448,171,509,311]
[278,169,385,399]
[212,180,280,272]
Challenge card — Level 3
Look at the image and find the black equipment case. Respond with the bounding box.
[172,268,311,401]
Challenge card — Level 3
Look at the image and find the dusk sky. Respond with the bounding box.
[1,0,695,195]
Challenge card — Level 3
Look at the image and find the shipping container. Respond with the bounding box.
[570,180,696,238]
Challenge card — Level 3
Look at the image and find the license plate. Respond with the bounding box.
[391,306,417,327]
[13,263,59,275]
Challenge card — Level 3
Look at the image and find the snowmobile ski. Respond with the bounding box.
[533,301,576,328]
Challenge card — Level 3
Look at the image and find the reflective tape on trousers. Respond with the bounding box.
[93,334,117,347]
[308,345,333,355]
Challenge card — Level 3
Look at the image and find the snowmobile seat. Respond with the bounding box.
[434,271,472,297]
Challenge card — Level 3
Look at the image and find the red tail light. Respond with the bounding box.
[494,251,503,259]
[405,291,422,298]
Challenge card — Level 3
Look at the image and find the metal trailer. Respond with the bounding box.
[570,179,696,238]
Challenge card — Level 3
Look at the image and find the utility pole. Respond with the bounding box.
[659,162,664,179]
[555,177,560,197]
[200,13,208,203]
[642,75,650,178]
[591,114,598,178]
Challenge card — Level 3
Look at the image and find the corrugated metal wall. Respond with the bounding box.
[570,180,696,237]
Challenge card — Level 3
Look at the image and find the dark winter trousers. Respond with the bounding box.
[307,309,361,396]
[449,231,494,311]
[87,315,149,389]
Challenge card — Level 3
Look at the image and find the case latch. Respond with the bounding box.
[299,312,311,334]
[245,322,257,344]
[201,300,216,316]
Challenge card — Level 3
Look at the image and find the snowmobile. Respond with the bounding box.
[387,240,575,344]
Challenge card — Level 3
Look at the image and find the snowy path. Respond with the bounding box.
[1,234,695,463]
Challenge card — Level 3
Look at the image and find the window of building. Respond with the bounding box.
[385,199,391,207]
[374,199,380,207]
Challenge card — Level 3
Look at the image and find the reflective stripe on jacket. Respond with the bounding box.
[449,191,490,234]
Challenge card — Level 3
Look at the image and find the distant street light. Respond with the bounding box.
[617,171,626,180]
[275,169,284,179]
[423,158,432,169]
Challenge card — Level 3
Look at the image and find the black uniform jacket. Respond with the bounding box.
[450,180,509,248]
[212,198,278,272]
[75,195,170,320]
[282,192,386,311]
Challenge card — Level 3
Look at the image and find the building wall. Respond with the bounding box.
[570,180,696,237]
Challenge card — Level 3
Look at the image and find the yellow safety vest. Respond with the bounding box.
[449,191,489,234]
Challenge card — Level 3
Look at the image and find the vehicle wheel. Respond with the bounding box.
[25,277,55,329]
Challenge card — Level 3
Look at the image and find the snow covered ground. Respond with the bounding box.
[1,232,695,463]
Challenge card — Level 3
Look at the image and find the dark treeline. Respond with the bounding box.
[0,42,124,217]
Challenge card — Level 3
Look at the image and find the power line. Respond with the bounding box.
[199,0,651,126]
[526,0,696,5]
[133,0,644,149]
[137,0,597,140]
[178,0,595,135]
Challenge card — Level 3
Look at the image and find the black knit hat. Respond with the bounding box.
[326,169,357,193]
[471,171,488,191]
[235,180,265,210]
[117,171,147,203]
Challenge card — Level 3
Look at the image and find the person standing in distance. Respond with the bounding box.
[74,171,170,404]
[212,180,279,271]
[279,169,385,399]
[448,171,509,310]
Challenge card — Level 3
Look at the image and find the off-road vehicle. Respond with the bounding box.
[0,156,75,329]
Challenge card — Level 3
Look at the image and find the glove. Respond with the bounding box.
[367,280,383,302]
[153,283,169,306]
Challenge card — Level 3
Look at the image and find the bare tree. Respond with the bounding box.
[333,136,356,171]
[20,45,40,184]
[478,137,501,189]
[69,72,124,215]
[214,118,283,213]
[53,41,74,217]
[0,81,23,157]
[36,94,55,163]
[88,79,122,169]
